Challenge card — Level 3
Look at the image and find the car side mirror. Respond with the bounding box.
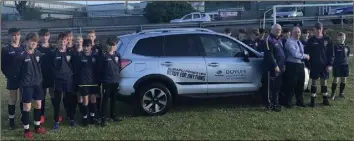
[243,50,250,62]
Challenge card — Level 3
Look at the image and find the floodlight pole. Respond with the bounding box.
[272,2,353,25]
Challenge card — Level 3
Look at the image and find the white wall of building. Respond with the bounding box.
[2,1,82,10]
[87,2,144,17]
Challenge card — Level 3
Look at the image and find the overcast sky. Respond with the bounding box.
[61,1,140,5]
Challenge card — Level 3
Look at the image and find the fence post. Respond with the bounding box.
[140,25,143,31]
[317,16,320,22]
[79,27,82,36]
[259,19,262,28]
[341,15,344,28]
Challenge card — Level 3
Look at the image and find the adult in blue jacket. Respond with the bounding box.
[262,24,285,112]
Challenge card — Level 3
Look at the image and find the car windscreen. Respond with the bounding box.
[278,7,295,12]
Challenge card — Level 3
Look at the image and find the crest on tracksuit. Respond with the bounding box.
[114,56,119,63]
[36,56,40,62]
[324,40,328,46]
[66,55,71,62]
[92,58,96,62]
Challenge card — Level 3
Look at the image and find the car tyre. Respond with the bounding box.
[135,83,172,116]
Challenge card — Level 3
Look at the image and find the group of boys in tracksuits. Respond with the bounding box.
[1,28,122,139]
[262,22,350,112]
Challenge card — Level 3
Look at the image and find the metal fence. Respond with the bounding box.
[1,14,352,37]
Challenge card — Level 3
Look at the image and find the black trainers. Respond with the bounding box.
[271,105,282,112]
[89,116,95,124]
[82,118,88,126]
[111,116,122,122]
[296,101,307,107]
[101,118,107,127]
[9,119,15,130]
[339,93,345,99]
[323,96,330,106]
[265,105,272,111]
[310,97,316,107]
[284,103,293,108]
[95,118,101,126]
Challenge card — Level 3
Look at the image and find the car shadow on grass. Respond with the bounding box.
[115,94,265,117]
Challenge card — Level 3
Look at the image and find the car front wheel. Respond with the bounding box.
[136,83,172,116]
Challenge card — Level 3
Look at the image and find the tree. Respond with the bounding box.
[15,1,42,20]
[143,1,196,23]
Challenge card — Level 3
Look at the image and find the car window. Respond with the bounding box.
[163,34,201,57]
[201,14,206,17]
[198,34,243,57]
[193,14,201,19]
[183,14,192,20]
[132,36,164,56]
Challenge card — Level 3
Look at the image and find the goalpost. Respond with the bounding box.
[263,2,353,28]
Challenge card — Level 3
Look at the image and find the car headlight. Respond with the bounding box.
[336,10,343,14]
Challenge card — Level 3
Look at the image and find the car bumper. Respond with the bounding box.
[119,77,139,96]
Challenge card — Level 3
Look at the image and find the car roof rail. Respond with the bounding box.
[137,28,215,34]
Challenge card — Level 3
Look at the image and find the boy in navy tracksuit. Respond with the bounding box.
[1,28,24,130]
[61,31,76,118]
[74,39,101,126]
[50,32,77,130]
[331,32,351,100]
[301,29,311,92]
[64,30,75,50]
[305,22,334,107]
[99,38,122,126]
[72,35,83,105]
[16,32,47,139]
[36,29,61,124]
[255,28,266,53]
[87,30,103,119]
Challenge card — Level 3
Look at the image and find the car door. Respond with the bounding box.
[196,34,261,94]
[182,14,193,22]
[158,34,207,95]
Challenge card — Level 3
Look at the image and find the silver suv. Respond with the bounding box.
[116,28,267,116]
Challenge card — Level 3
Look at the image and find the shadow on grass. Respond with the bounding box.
[115,94,265,117]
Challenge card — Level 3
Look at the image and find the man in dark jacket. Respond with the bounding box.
[262,24,286,112]
[305,22,334,107]
[283,27,310,108]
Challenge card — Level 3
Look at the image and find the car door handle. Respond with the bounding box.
[207,63,219,67]
[161,62,172,66]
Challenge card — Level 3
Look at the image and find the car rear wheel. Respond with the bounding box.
[136,83,172,116]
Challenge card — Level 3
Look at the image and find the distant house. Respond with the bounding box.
[86,2,147,17]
